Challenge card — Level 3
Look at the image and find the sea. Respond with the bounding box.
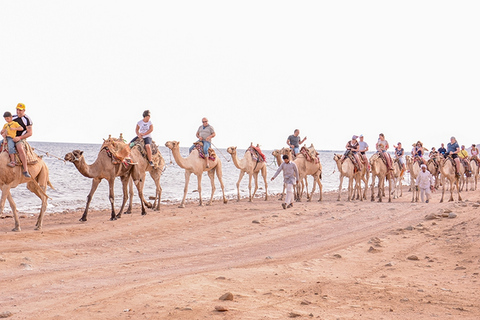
[7,142,409,214]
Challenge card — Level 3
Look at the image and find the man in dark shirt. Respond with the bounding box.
[12,103,33,178]
[438,143,446,156]
[286,129,306,156]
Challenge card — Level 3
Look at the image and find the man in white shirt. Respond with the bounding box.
[416,164,434,203]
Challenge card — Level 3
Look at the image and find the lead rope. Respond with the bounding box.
[211,142,230,162]
[32,148,66,163]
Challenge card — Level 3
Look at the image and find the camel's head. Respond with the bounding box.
[333,153,341,162]
[165,141,179,150]
[226,146,236,154]
[64,150,84,162]
[272,149,280,157]
[280,147,292,158]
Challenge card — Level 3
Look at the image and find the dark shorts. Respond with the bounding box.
[143,137,152,145]
[450,153,458,159]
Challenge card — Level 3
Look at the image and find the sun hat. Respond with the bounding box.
[16,103,25,110]
[352,135,358,140]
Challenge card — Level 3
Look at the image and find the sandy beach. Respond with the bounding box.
[1,188,479,319]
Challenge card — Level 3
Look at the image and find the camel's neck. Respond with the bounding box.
[274,154,282,166]
[171,147,190,169]
[73,157,96,179]
[231,151,245,170]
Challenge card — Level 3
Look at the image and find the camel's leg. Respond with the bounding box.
[206,169,216,206]
[440,177,446,203]
[179,172,192,208]
[152,171,162,211]
[107,178,118,221]
[81,178,101,222]
[370,175,375,202]
[279,183,286,201]
[132,172,147,215]
[215,162,227,204]
[1,188,20,232]
[377,177,383,202]
[261,166,268,201]
[337,175,344,201]
[116,175,131,218]
[125,178,134,214]
[197,172,204,206]
[252,172,260,201]
[308,176,317,202]
[235,171,245,202]
[456,178,462,202]
[317,177,323,202]
[387,178,392,203]
[26,181,48,230]
[248,172,253,202]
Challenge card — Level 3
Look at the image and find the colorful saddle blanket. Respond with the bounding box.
[193,142,216,161]
[248,146,266,162]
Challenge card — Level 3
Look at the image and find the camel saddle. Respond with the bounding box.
[130,138,164,168]
[300,146,320,164]
[413,156,424,167]
[248,146,266,162]
[193,141,216,161]
[0,140,40,166]
[427,158,438,171]
[460,158,471,177]
[101,136,134,167]
[345,150,361,173]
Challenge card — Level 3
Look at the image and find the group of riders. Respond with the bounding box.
[338,134,479,178]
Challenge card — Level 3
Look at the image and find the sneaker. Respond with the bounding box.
[282,203,286,209]
[287,203,293,208]
[7,161,16,168]
[149,161,154,167]
[23,171,31,178]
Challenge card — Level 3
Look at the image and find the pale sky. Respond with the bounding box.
[2,1,479,151]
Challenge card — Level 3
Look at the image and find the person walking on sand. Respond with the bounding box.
[189,117,215,168]
[1,111,24,168]
[271,154,299,209]
[12,103,33,178]
[287,129,306,156]
[416,164,434,203]
[130,110,154,166]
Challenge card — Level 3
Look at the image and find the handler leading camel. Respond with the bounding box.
[271,154,299,209]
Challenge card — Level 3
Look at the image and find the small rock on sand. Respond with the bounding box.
[252,220,260,224]
[219,292,233,301]
[448,213,457,219]
[407,255,419,261]
[0,311,13,318]
[215,305,228,312]
[288,312,302,318]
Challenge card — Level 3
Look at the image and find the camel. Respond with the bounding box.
[333,153,367,201]
[406,156,421,202]
[64,137,149,221]
[274,146,322,202]
[469,158,479,191]
[165,141,227,208]
[0,148,53,231]
[391,159,405,199]
[125,141,165,212]
[439,156,464,202]
[227,145,268,202]
[427,157,441,189]
[369,153,394,202]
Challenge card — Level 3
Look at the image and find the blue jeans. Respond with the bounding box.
[1,137,17,154]
[292,147,299,155]
[189,140,211,154]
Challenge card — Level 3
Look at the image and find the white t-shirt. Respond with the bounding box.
[137,120,152,138]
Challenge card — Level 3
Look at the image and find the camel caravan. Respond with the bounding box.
[2,124,478,232]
